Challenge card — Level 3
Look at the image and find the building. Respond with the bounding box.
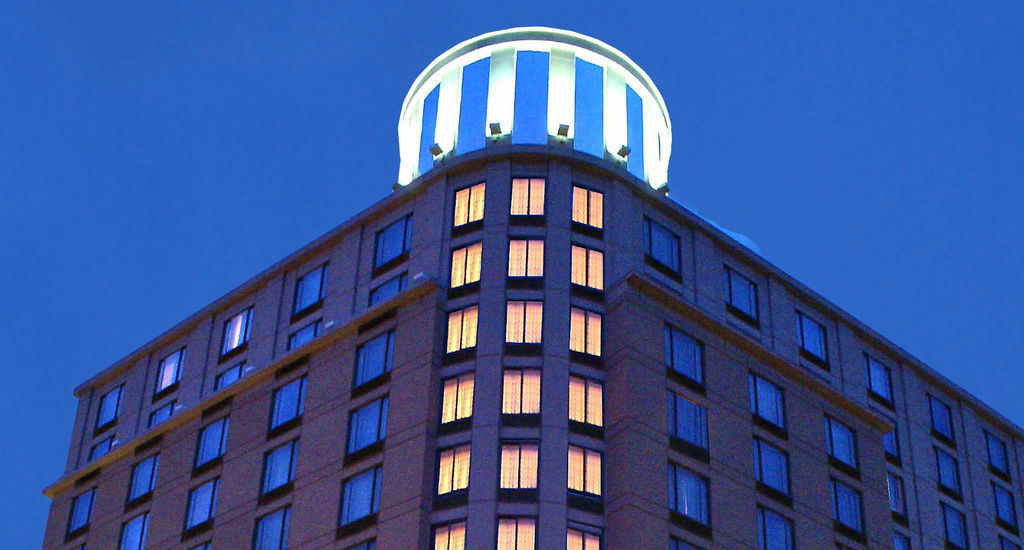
[42,27,1023,550]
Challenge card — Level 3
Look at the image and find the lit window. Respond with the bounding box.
[668,463,708,525]
[865,355,893,402]
[508,240,544,277]
[195,417,229,468]
[262,440,298,495]
[506,301,543,344]
[287,319,321,350]
[214,362,245,390]
[511,178,545,216]
[753,438,789,495]
[440,373,474,424]
[348,397,388,454]
[340,466,382,526]
[222,307,254,355]
[757,506,793,550]
[987,430,1010,475]
[369,272,406,306]
[185,478,218,529]
[942,502,967,549]
[156,348,185,393]
[270,376,306,431]
[496,517,536,550]
[254,507,290,550]
[67,488,95,536]
[354,330,394,388]
[928,394,955,441]
[118,512,149,550]
[664,326,703,385]
[453,182,485,227]
[571,186,602,228]
[128,455,158,503]
[503,369,541,415]
[293,264,327,314]
[935,447,961,494]
[569,376,602,427]
[446,306,478,353]
[884,423,900,459]
[795,311,827,363]
[434,521,466,550]
[724,266,758,320]
[994,483,1017,526]
[643,217,679,272]
[570,245,603,290]
[824,416,858,469]
[148,400,176,428]
[830,478,862,533]
[437,444,471,495]
[374,214,413,268]
[667,391,707,449]
[568,445,602,496]
[887,473,905,515]
[90,437,113,461]
[566,528,600,550]
[569,308,601,356]
[96,384,123,429]
[500,442,538,489]
[749,373,785,429]
[450,243,483,288]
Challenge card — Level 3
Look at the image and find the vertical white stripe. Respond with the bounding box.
[398,101,422,184]
[486,47,515,136]
[434,66,461,153]
[547,47,575,137]
[604,68,627,158]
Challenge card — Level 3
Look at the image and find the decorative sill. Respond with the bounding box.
[451,219,483,238]
[799,348,830,371]
[258,481,294,506]
[726,303,760,329]
[571,222,603,239]
[371,251,408,279]
[756,482,792,507]
[570,284,604,302]
[290,300,323,323]
[433,490,468,510]
[569,420,604,440]
[670,437,710,463]
[511,215,546,227]
[437,417,471,436]
[997,518,1020,536]
[828,457,861,481]
[336,514,377,540]
[666,368,707,396]
[218,342,248,364]
[501,414,540,428]
[447,281,480,300]
[930,429,957,449]
[832,521,865,544]
[124,492,152,513]
[644,255,682,282]
[135,435,162,456]
[892,511,908,526]
[152,381,180,403]
[267,416,302,441]
[504,343,542,356]
[867,390,895,410]
[569,351,603,368]
[92,419,116,438]
[567,492,604,514]
[73,469,100,487]
[181,519,213,541]
[937,483,962,502]
[357,308,396,335]
[201,397,232,419]
[669,511,712,539]
[752,415,788,440]
[64,525,89,543]
[351,372,391,400]
[344,440,384,467]
[885,452,902,467]
[443,348,476,365]
[274,357,307,379]
[507,277,544,290]
[192,456,223,478]
[990,464,1012,483]
[497,488,537,502]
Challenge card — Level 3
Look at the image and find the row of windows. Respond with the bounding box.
[444,304,603,357]
[452,179,604,230]
[450,240,606,291]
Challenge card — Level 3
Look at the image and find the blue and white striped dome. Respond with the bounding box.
[397,27,672,189]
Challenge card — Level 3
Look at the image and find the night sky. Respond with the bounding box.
[3,2,1022,546]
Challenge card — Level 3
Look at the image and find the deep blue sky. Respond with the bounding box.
[3,2,1022,546]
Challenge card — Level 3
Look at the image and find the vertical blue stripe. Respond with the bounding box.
[574,58,604,158]
[626,85,645,180]
[457,58,489,154]
[512,51,549,144]
[418,85,440,176]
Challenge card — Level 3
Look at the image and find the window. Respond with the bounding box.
[453,182,485,227]
[831,479,862,532]
[671,538,701,550]
[374,214,413,268]
[156,348,184,393]
[887,473,906,515]
[215,362,245,390]
[668,391,708,449]
[222,307,254,355]
[67,488,95,535]
[571,186,602,228]
[262,440,299,495]
[354,331,394,387]
[1001,537,1022,550]
[437,444,471,495]
[270,376,306,430]
[148,400,176,427]
[668,463,708,525]
[119,512,149,550]
[569,308,601,356]
[753,438,789,495]
[185,478,218,529]
[511,178,545,216]
[497,517,536,550]
[195,417,229,468]
[570,245,603,290]
[440,373,474,424]
[936,447,961,494]
[893,533,910,550]
[929,394,955,441]
[369,273,406,306]
[942,502,967,549]
[987,431,1010,475]
[500,442,538,489]
[446,306,478,353]
[994,483,1017,526]
[503,369,541,415]
[795,311,827,362]
[191,543,211,550]
[884,423,900,459]
[90,437,113,461]
[757,507,793,550]
[340,466,383,525]
[287,319,321,350]
[824,416,858,469]
[508,240,544,277]
[96,385,123,428]
[865,355,893,402]
[566,528,600,550]
[664,326,703,384]
[434,522,466,550]
[724,266,758,320]
[347,397,388,453]
[506,301,543,344]
[450,243,482,288]
[128,455,158,502]
[254,507,290,550]
[643,217,679,272]
[569,376,603,427]
[749,374,785,429]
[293,264,327,314]
[568,446,602,497]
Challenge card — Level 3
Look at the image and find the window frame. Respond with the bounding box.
[499,441,539,490]
[67,488,95,537]
[286,318,321,350]
[508,239,545,278]
[155,348,185,394]
[346,396,389,454]
[261,439,299,496]
[753,437,790,496]
[433,520,467,550]
[127,454,159,504]
[795,310,828,364]
[643,216,680,273]
[214,361,245,391]
[148,400,176,428]
[453,182,486,228]
[118,511,149,550]
[887,472,906,516]
[96,384,124,430]
[292,263,327,315]
[830,478,863,534]
[569,307,602,357]
[221,307,254,356]
[928,394,955,443]
[495,516,537,550]
[571,185,602,228]
[568,445,603,498]
[757,506,794,550]
[668,462,709,526]
[570,244,603,290]
[724,265,759,322]
[824,415,859,470]
[749,373,786,430]
[505,300,543,344]
[445,305,479,354]
[941,501,968,549]
[269,375,307,432]
[450,242,483,288]
[436,443,472,496]
[569,375,603,428]
[865,354,894,403]
[368,272,407,306]
[373,213,413,269]
[353,330,395,389]
[664,325,704,386]
[502,368,541,416]
[253,506,290,550]
[511,178,545,216]
[668,390,708,450]
[986,430,1010,476]
[993,482,1018,527]
[184,477,219,530]
[439,372,474,425]
[339,466,383,526]
[935,446,962,496]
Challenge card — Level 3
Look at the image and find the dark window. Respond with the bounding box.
[987,431,1010,475]
[293,264,327,314]
[118,512,149,550]
[754,438,789,495]
[185,478,218,528]
[668,391,708,449]
[287,319,321,350]
[67,488,95,535]
[928,394,955,441]
[757,506,793,550]
[831,478,863,532]
[195,417,229,468]
[643,217,680,272]
[128,455,159,502]
[942,502,967,549]
[724,266,758,320]
[96,384,123,428]
[887,473,905,515]
[222,307,254,355]
[340,466,383,525]
[355,330,394,388]
[262,440,299,495]
[270,376,306,430]
[865,355,893,402]
[884,423,900,458]
[253,506,290,550]
[89,437,113,461]
[935,447,961,494]
[824,416,858,469]
[214,362,245,391]
[156,348,185,393]
[348,397,388,453]
[369,273,406,306]
[994,483,1017,526]
[749,374,785,429]
[148,400,176,427]
[665,326,703,385]
[668,463,708,525]
[374,214,413,268]
[795,311,827,362]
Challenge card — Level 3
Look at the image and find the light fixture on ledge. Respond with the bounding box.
[556,124,570,138]
[429,143,444,157]
[616,145,631,159]
[489,122,502,136]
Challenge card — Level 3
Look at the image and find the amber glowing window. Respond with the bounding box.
[450,243,482,288]
[572,186,603,228]
[569,308,602,356]
[506,301,543,344]
[570,245,603,290]
[497,517,536,550]
[437,444,471,495]
[568,445,602,496]
[510,178,545,216]
[500,442,539,489]
[434,521,466,550]
[440,373,474,424]
[569,375,603,427]
[567,528,601,550]
[446,306,478,353]
[453,182,485,227]
[502,369,541,415]
[508,239,544,277]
